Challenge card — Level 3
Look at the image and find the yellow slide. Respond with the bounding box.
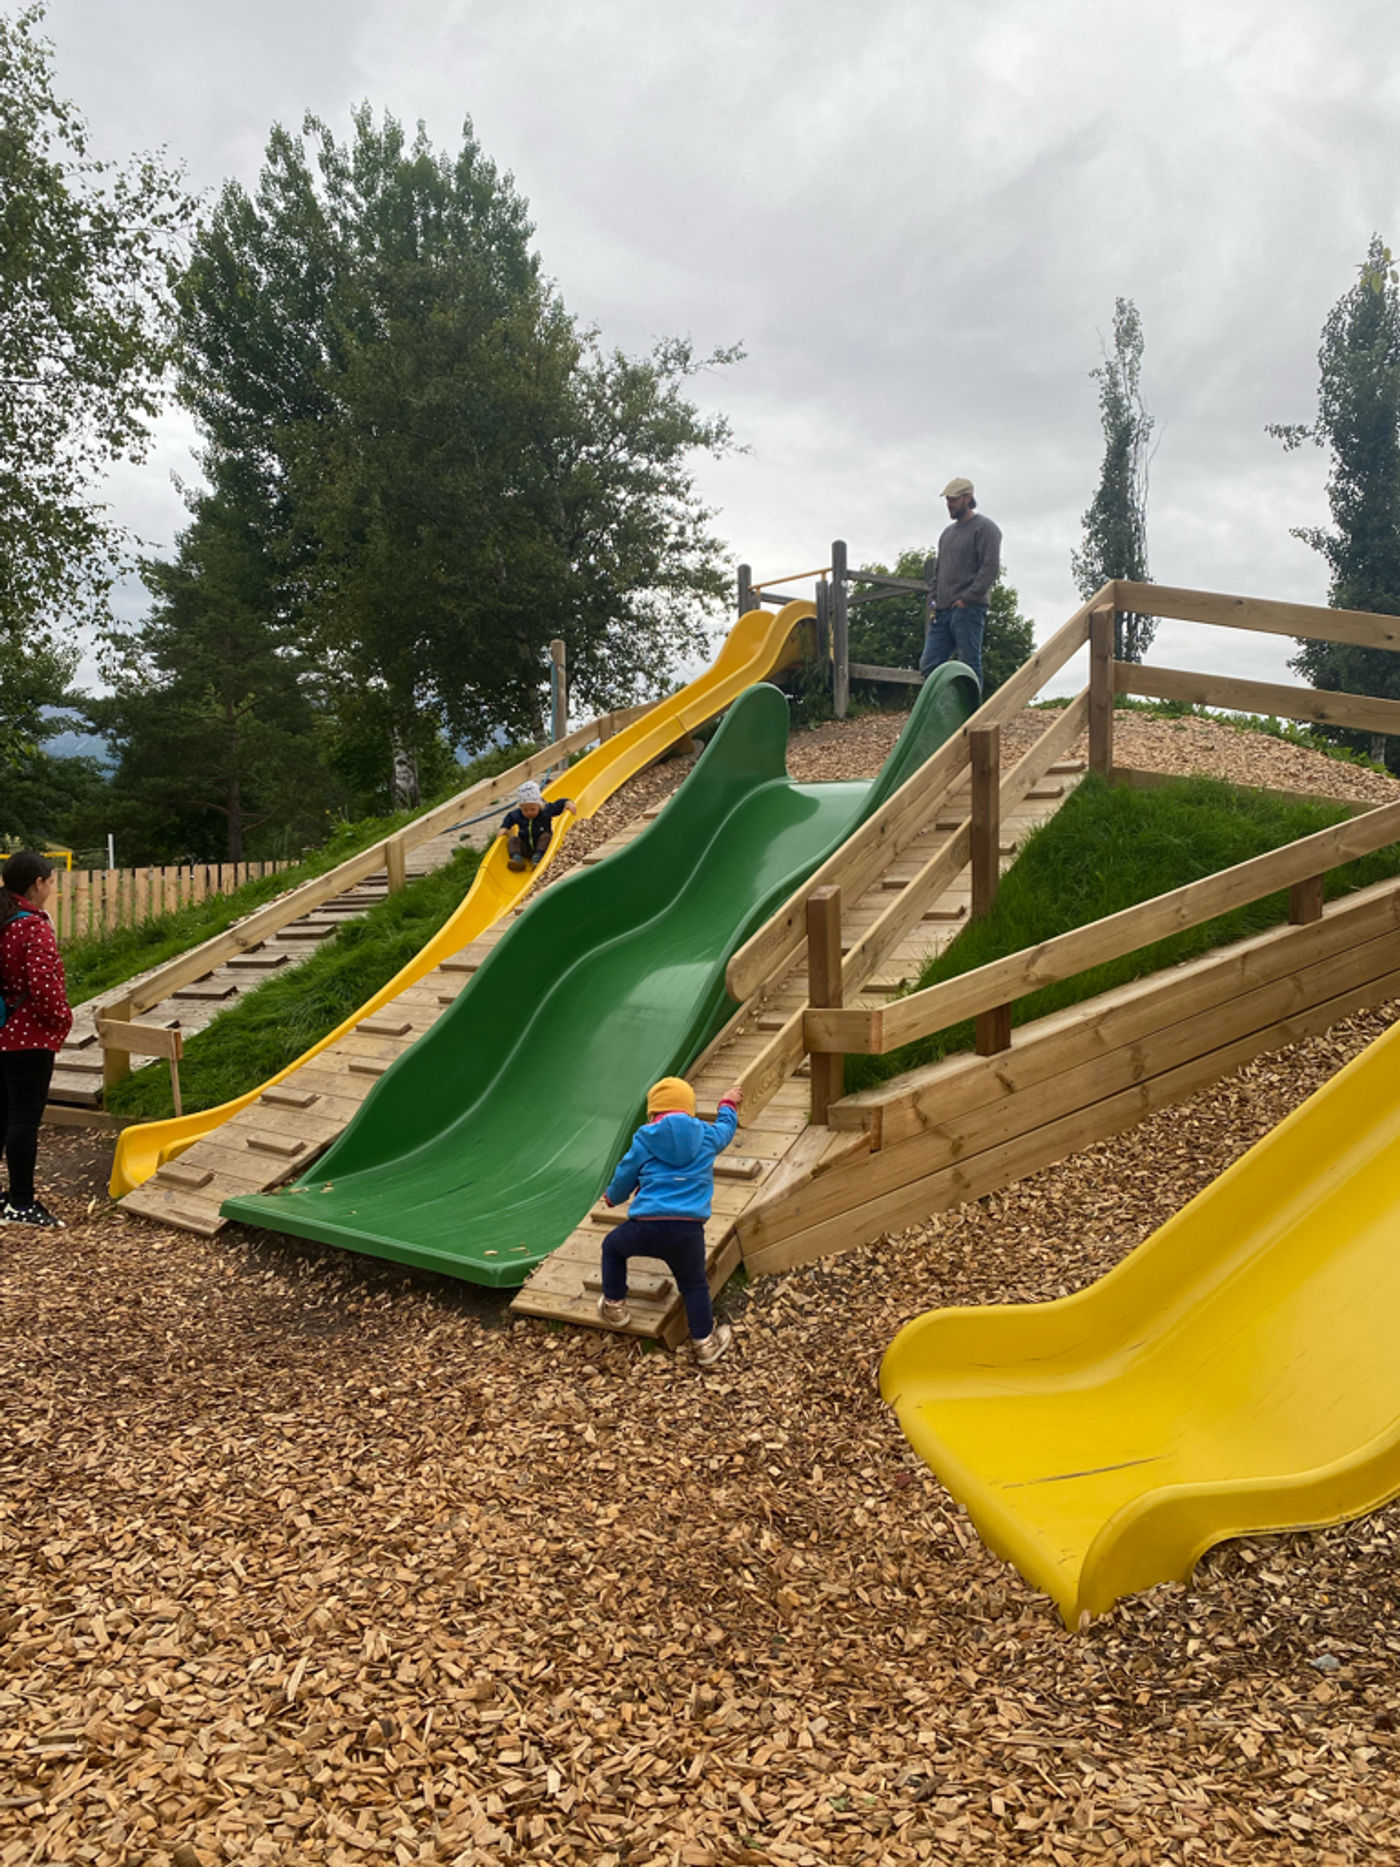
[881,1014,1400,1627]
[111,603,814,1197]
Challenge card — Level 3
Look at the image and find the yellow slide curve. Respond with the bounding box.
[111,603,814,1197]
[881,1014,1400,1627]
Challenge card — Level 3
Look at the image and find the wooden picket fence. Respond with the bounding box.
[48,862,289,943]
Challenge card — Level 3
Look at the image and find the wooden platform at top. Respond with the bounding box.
[509,756,1086,1342]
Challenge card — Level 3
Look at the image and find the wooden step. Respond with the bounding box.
[153,1163,214,1192]
[348,1059,389,1078]
[715,1156,762,1181]
[173,981,237,1002]
[582,1267,672,1300]
[278,922,339,941]
[227,952,291,971]
[357,1018,412,1038]
[261,1086,319,1111]
[245,1133,309,1160]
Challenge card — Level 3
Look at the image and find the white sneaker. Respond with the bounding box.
[597,1294,630,1327]
[693,1322,734,1368]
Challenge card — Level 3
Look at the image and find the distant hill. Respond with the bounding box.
[39,709,114,769]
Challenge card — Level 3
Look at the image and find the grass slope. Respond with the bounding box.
[106,848,482,1120]
[847,773,1400,1090]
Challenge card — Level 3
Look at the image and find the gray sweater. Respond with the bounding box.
[933,512,1002,608]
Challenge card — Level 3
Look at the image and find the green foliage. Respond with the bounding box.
[0,749,107,847]
[1270,235,1400,769]
[0,4,191,649]
[91,465,338,863]
[847,547,1034,699]
[169,107,737,768]
[0,636,77,771]
[106,847,483,1117]
[847,774,1400,1088]
[1071,298,1155,661]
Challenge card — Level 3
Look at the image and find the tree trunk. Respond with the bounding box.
[391,729,421,811]
[226,775,244,862]
[1370,732,1387,766]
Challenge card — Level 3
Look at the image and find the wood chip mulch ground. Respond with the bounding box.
[4,712,1399,1866]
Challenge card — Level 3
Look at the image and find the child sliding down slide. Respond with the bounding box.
[598,1077,742,1366]
[498,782,576,871]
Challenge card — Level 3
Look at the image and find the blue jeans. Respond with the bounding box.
[601,1215,714,1340]
[920,604,987,689]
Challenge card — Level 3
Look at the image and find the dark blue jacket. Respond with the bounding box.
[605,1103,738,1219]
[500,799,569,857]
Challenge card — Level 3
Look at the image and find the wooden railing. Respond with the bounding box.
[796,579,1400,1096]
[710,592,1108,1116]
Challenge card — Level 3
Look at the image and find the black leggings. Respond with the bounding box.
[0,1049,55,1206]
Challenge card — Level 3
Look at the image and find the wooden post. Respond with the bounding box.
[970,723,1012,1056]
[806,886,845,1123]
[738,563,754,618]
[1289,875,1326,924]
[1089,605,1115,778]
[814,576,830,664]
[969,724,1001,922]
[385,837,408,895]
[831,539,850,720]
[101,995,134,1094]
[549,638,567,742]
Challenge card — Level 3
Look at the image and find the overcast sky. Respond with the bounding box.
[37,0,1400,701]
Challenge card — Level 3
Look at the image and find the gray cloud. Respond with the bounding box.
[39,0,1400,697]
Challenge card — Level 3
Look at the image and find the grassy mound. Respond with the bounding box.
[106,848,482,1119]
[846,773,1400,1091]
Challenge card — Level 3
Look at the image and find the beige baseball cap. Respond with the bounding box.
[941,477,974,498]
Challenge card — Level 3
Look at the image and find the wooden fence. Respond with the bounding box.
[49,862,289,943]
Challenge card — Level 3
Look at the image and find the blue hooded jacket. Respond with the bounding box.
[605,1102,738,1219]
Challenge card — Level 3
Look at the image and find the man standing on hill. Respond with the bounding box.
[920,476,1002,690]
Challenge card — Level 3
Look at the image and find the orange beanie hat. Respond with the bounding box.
[646,1077,696,1118]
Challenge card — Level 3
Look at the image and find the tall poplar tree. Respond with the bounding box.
[1071,298,1155,661]
[1270,235,1400,762]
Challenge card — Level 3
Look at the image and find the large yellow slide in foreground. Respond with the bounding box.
[881,1016,1400,1627]
[111,603,813,1197]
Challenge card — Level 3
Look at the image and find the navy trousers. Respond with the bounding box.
[601,1215,713,1340]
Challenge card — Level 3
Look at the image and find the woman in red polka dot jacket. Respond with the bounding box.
[0,851,73,1228]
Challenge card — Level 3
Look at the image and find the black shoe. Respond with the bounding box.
[2,1199,65,1229]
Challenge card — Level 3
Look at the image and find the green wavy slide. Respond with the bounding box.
[222,671,979,1284]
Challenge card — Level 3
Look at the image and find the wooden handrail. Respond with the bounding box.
[805,792,1400,1056]
[1112,580,1400,654]
[1115,662,1400,739]
[725,593,1104,1005]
